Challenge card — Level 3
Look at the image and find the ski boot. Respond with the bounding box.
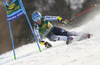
[45,42,52,48]
[66,37,73,45]
[86,33,93,38]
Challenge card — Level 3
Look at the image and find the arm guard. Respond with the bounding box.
[44,16,58,21]
[44,16,64,22]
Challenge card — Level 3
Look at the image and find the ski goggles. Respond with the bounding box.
[32,14,42,22]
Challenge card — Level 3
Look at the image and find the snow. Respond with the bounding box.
[69,0,85,10]
[0,14,100,65]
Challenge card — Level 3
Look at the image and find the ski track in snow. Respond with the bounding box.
[0,14,100,65]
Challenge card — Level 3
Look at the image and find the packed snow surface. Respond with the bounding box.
[0,14,100,65]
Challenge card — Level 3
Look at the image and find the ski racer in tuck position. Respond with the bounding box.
[32,11,92,48]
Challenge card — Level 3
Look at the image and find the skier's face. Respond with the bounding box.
[36,19,42,24]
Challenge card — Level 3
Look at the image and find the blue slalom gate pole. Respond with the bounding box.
[24,14,42,52]
[8,22,16,59]
[19,0,41,52]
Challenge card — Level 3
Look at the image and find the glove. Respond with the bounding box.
[40,41,52,48]
[57,16,68,24]
[57,16,63,22]
[40,41,45,45]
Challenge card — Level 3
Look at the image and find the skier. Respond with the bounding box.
[32,11,91,48]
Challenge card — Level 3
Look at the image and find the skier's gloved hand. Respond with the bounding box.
[57,16,63,22]
[57,16,68,24]
[39,41,45,45]
[39,41,52,48]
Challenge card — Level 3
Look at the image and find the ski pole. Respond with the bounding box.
[67,4,97,22]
